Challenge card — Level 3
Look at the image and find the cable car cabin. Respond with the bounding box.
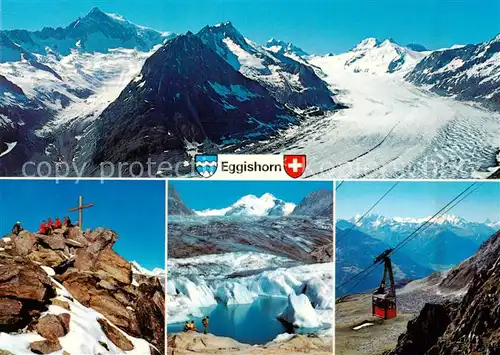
[372,293,397,319]
[372,249,397,320]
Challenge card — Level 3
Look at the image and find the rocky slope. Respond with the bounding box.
[196,22,336,110]
[387,230,500,354]
[291,189,333,218]
[168,185,195,216]
[406,34,500,109]
[0,226,164,354]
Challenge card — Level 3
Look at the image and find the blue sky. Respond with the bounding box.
[171,180,332,210]
[336,181,500,223]
[0,180,165,269]
[1,0,498,53]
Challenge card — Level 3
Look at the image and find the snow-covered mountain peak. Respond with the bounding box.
[353,37,381,51]
[323,36,429,75]
[350,213,494,228]
[1,8,171,58]
[195,193,296,217]
[199,21,245,42]
[131,261,165,277]
[265,38,308,57]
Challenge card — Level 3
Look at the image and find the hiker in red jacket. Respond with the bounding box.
[47,218,54,234]
[54,217,63,229]
[39,220,47,235]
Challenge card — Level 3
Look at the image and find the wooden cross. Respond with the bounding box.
[68,196,94,229]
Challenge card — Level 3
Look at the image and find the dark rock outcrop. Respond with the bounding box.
[168,185,195,216]
[135,278,165,353]
[291,189,333,218]
[439,230,500,290]
[387,230,500,355]
[197,22,336,110]
[0,253,56,332]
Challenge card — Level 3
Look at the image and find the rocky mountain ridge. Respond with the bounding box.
[406,34,500,109]
[0,226,164,354]
[387,230,500,354]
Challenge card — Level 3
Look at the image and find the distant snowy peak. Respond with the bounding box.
[327,37,429,75]
[351,213,497,228]
[352,37,381,51]
[131,261,164,277]
[265,38,308,57]
[196,193,296,217]
[406,43,428,52]
[1,7,172,58]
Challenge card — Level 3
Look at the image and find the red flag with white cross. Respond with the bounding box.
[283,155,307,178]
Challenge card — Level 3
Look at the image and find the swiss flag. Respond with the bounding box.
[284,155,307,178]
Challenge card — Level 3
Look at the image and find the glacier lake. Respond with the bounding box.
[167,297,322,345]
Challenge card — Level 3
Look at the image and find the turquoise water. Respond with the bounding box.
[167,297,320,345]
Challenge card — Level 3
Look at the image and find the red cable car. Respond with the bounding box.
[372,249,397,320]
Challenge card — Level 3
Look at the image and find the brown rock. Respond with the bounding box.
[90,294,130,328]
[59,313,71,333]
[97,318,134,351]
[64,227,89,247]
[64,238,85,248]
[39,234,66,250]
[36,314,70,340]
[95,248,131,285]
[135,278,165,353]
[0,298,23,326]
[29,339,62,354]
[86,228,117,250]
[0,350,14,355]
[51,299,70,311]
[28,247,66,267]
[74,248,97,272]
[61,272,96,305]
[0,256,53,302]
[12,231,37,256]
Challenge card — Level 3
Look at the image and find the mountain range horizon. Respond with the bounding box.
[4,6,498,55]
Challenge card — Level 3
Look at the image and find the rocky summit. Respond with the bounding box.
[386,230,500,355]
[0,226,164,354]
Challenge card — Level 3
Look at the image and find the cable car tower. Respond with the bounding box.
[372,248,397,319]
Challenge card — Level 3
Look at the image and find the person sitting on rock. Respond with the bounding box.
[190,320,198,332]
[12,221,23,236]
[64,216,73,228]
[183,321,190,332]
[202,316,209,334]
[47,218,54,232]
[39,220,47,235]
[54,217,62,229]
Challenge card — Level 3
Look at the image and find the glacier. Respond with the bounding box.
[167,252,333,336]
